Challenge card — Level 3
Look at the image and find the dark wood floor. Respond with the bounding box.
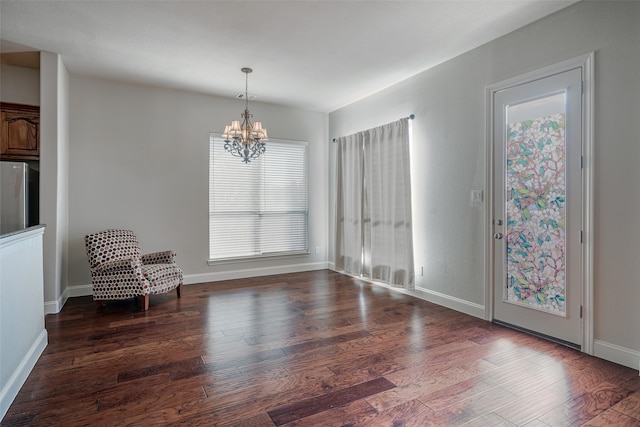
[2,270,639,426]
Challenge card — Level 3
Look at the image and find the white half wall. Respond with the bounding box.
[0,227,47,421]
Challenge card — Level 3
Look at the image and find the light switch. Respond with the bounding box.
[470,190,483,204]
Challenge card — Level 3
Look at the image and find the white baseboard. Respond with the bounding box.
[329,269,486,320]
[412,286,486,319]
[60,262,331,301]
[43,287,69,315]
[66,284,93,298]
[0,329,47,422]
[594,339,640,372]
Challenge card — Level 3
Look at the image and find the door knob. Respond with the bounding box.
[494,232,504,240]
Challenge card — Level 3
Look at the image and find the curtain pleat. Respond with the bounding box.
[335,132,364,275]
[335,118,415,289]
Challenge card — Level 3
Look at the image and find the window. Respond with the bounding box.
[209,136,309,261]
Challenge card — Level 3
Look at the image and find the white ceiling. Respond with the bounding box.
[0,1,577,113]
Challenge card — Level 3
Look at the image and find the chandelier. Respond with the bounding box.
[222,67,268,163]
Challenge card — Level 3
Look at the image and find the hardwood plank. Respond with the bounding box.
[203,372,310,410]
[417,377,497,412]
[9,372,168,416]
[117,355,204,383]
[367,360,497,412]
[424,386,520,426]
[218,412,277,427]
[493,382,575,426]
[608,388,640,421]
[479,355,551,388]
[584,409,640,427]
[498,360,568,397]
[520,420,552,427]
[202,366,292,397]
[266,377,395,425]
[461,413,518,427]
[352,399,435,427]
[281,330,371,355]
[537,381,636,426]
[279,400,377,427]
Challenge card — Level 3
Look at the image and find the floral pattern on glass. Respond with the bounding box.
[505,113,566,316]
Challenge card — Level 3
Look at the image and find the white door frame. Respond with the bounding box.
[484,52,594,354]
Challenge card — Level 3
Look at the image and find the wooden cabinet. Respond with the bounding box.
[1,102,40,160]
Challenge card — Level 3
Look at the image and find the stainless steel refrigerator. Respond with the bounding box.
[0,161,39,232]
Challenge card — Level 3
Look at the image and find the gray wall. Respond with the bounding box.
[329,1,640,361]
[0,64,39,105]
[67,75,329,287]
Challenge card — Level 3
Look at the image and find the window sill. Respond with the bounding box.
[207,251,310,266]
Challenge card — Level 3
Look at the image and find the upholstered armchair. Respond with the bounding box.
[85,229,183,311]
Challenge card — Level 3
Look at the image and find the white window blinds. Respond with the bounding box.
[209,136,309,261]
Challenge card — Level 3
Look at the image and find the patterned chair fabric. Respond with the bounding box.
[85,229,183,310]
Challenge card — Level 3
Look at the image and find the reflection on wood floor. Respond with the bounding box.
[2,270,639,426]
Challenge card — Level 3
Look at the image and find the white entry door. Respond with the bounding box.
[492,67,583,347]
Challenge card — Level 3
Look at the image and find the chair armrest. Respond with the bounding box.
[93,258,140,274]
[141,250,176,265]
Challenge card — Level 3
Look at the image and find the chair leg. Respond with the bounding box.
[176,283,183,298]
[141,294,150,311]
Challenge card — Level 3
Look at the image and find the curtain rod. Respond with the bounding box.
[332,114,414,143]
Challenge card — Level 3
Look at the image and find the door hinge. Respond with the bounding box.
[580,305,583,319]
[580,230,583,243]
[581,80,584,94]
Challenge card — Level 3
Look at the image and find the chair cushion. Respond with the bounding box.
[141,250,176,265]
[86,229,141,269]
[141,264,183,295]
[91,270,144,300]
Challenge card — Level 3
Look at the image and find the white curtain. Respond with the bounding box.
[335,118,414,289]
[335,132,364,275]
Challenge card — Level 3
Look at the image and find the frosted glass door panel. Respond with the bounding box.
[505,93,567,316]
